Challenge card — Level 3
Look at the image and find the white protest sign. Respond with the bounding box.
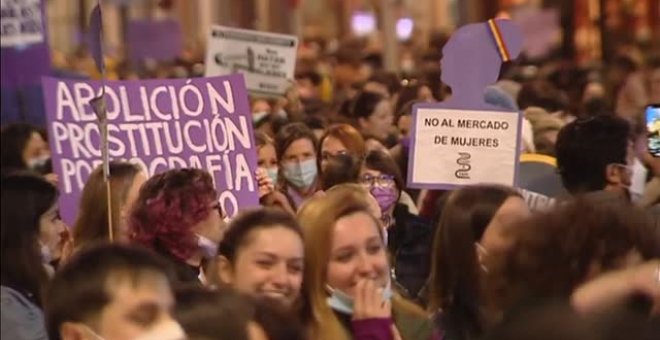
[0,0,44,47]
[204,26,298,96]
[408,107,521,188]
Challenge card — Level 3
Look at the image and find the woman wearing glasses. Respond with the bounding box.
[360,150,435,305]
[130,168,227,285]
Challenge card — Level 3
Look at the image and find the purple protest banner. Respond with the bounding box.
[127,19,182,63]
[42,74,260,224]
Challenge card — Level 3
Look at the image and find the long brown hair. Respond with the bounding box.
[428,185,520,340]
[73,162,141,248]
[297,188,377,340]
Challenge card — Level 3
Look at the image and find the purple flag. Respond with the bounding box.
[42,74,260,223]
[127,19,183,63]
[88,4,105,74]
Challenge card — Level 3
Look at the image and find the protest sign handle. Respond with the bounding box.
[106,180,113,241]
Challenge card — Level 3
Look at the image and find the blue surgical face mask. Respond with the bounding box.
[282,159,317,189]
[266,167,279,185]
[326,280,393,315]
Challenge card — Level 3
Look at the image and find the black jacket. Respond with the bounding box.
[389,203,436,306]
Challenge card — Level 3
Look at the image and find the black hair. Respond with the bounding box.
[350,91,388,121]
[1,173,58,306]
[367,71,402,96]
[218,208,303,263]
[0,123,40,173]
[517,80,568,113]
[363,150,405,194]
[303,114,327,131]
[44,243,174,340]
[295,71,322,87]
[556,114,631,194]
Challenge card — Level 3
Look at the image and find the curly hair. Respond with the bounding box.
[129,168,217,262]
[488,198,659,311]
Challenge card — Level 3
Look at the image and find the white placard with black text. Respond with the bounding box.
[0,0,45,47]
[204,26,298,96]
[409,107,521,188]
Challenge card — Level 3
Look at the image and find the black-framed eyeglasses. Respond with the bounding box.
[360,174,396,187]
[211,202,226,219]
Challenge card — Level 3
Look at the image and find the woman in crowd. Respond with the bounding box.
[175,286,305,340]
[275,123,321,210]
[130,168,226,284]
[72,161,145,248]
[488,198,659,316]
[1,174,67,339]
[318,123,366,172]
[255,132,295,214]
[297,187,436,340]
[348,91,395,145]
[428,185,531,340]
[360,150,431,302]
[0,123,54,182]
[215,208,304,308]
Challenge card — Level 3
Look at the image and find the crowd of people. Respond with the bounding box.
[2,16,660,340]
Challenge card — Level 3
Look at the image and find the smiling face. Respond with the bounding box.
[218,226,304,307]
[325,211,388,298]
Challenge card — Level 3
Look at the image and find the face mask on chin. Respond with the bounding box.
[266,167,279,185]
[326,280,393,315]
[196,233,218,259]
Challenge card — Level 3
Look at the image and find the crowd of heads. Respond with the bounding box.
[2,16,660,340]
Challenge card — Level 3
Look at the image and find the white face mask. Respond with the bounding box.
[196,233,218,259]
[27,155,49,171]
[39,241,52,264]
[83,320,186,340]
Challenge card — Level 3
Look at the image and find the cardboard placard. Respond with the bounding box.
[204,26,298,96]
[42,74,260,223]
[408,106,521,188]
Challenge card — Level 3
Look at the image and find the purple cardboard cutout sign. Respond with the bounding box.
[42,74,260,224]
[127,19,182,63]
[407,19,524,190]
